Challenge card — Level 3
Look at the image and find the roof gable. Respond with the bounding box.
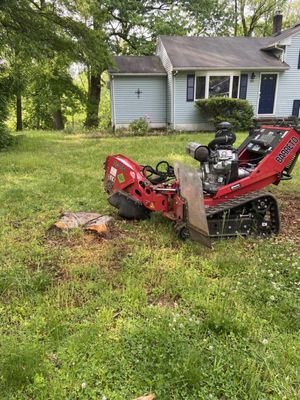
[263,22,300,48]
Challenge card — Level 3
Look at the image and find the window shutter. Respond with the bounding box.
[239,74,248,99]
[292,100,300,116]
[298,50,300,69]
[186,74,195,102]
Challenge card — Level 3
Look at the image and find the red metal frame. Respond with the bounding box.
[104,126,299,222]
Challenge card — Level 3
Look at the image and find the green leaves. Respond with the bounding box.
[0,0,111,132]
[0,66,13,149]
[196,97,254,130]
[0,0,111,68]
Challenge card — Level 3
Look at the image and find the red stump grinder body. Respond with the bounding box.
[104,122,299,246]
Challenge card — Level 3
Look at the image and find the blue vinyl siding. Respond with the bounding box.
[174,72,207,125]
[113,76,167,124]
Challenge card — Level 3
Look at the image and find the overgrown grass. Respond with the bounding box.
[0,131,299,399]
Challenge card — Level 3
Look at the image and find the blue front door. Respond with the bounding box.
[258,74,277,114]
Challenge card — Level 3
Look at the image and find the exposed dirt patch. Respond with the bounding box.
[44,229,106,250]
[44,220,125,248]
[44,193,300,258]
[146,289,180,308]
[43,220,139,278]
[81,130,172,139]
[277,192,300,244]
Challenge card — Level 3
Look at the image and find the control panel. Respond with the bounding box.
[245,128,289,154]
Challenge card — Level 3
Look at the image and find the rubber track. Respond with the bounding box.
[205,190,278,217]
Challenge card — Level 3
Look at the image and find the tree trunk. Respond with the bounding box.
[239,0,248,36]
[16,94,22,131]
[85,69,101,128]
[234,0,238,36]
[53,109,65,130]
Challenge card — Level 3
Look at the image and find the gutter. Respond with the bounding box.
[171,66,289,71]
[109,72,167,76]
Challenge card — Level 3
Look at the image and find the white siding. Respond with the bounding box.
[244,72,260,114]
[275,32,300,116]
[112,76,167,125]
[156,38,173,124]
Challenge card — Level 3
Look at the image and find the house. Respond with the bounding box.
[109,15,300,131]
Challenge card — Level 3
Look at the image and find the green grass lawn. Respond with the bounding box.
[0,131,299,400]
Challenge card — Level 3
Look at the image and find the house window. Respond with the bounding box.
[209,76,230,97]
[195,73,240,100]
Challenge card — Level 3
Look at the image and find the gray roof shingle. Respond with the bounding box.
[159,36,289,70]
[109,56,166,74]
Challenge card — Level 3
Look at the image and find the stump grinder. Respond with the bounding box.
[104,122,299,247]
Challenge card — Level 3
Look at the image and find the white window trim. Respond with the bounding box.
[256,72,279,116]
[194,71,241,100]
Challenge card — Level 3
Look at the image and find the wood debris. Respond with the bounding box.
[133,395,156,400]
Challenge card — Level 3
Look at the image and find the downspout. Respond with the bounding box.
[275,44,285,62]
[173,70,178,130]
[274,44,284,117]
[111,75,116,130]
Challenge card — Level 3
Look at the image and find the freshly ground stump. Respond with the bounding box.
[53,212,114,237]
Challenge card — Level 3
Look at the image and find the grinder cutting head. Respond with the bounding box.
[103,153,211,246]
[174,161,211,247]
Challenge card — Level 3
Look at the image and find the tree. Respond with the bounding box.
[233,0,288,37]
[284,0,300,29]
[20,56,85,130]
[0,65,13,149]
[0,0,110,131]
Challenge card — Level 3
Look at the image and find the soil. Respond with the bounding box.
[277,192,300,244]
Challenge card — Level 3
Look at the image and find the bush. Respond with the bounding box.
[0,127,13,150]
[129,115,150,136]
[196,97,253,130]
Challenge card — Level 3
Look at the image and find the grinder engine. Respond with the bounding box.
[187,122,252,194]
